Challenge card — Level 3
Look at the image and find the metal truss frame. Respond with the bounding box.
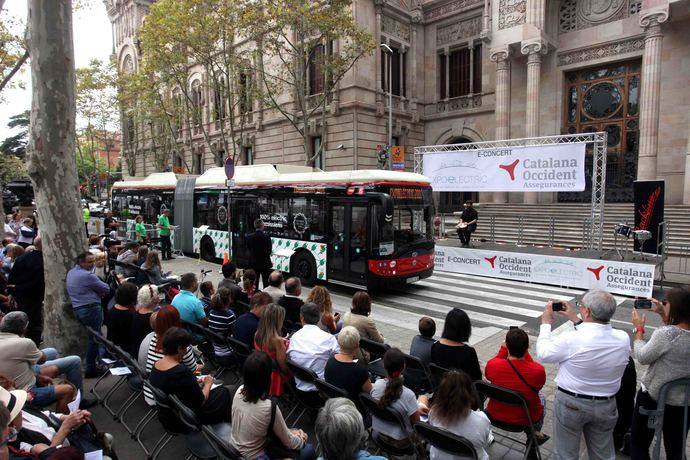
[414,132,608,250]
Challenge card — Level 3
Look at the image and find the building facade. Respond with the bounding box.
[105,0,690,206]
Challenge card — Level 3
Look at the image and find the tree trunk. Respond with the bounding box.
[26,0,87,356]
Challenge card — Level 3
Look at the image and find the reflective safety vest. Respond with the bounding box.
[83,208,90,223]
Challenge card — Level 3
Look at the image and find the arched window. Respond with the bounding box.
[122,54,134,74]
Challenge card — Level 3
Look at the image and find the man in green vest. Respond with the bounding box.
[157,209,173,260]
[82,206,90,235]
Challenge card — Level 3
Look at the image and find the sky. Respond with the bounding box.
[0,1,113,139]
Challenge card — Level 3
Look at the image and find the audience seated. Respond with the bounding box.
[207,288,236,361]
[236,269,257,306]
[130,284,157,356]
[287,303,339,406]
[536,290,630,460]
[0,312,78,414]
[419,370,492,460]
[369,348,421,448]
[315,398,386,460]
[233,292,271,348]
[324,327,372,406]
[253,304,289,397]
[0,399,9,460]
[430,308,482,381]
[199,281,215,315]
[143,306,201,406]
[409,316,436,365]
[136,245,148,267]
[140,251,174,286]
[171,273,208,326]
[218,262,242,302]
[230,352,313,460]
[115,242,140,278]
[262,271,285,304]
[485,328,548,443]
[278,277,304,326]
[105,282,137,356]
[149,327,231,425]
[343,291,383,343]
[0,377,99,459]
[307,286,339,334]
[630,286,690,459]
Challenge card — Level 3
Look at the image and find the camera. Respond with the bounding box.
[552,301,564,312]
[634,299,652,309]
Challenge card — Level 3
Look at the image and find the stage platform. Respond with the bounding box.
[434,239,660,297]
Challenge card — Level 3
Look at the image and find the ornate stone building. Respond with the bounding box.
[105,0,690,205]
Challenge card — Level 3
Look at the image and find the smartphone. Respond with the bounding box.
[552,301,564,312]
[634,298,652,309]
[509,326,519,330]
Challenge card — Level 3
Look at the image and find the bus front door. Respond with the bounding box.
[231,198,257,268]
[328,201,368,285]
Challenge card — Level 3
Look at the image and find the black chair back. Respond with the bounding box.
[145,381,188,435]
[314,378,348,399]
[475,381,528,409]
[429,363,449,387]
[201,425,242,460]
[286,360,318,385]
[168,395,202,432]
[414,422,478,459]
[403,353,433,393]
[227,336,252,361]
[359,393,408,427]
[359,338,389,360]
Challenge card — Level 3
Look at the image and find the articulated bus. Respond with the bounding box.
[111,165,435,288]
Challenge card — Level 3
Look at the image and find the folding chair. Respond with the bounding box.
[227,336,252,365]
[114,351,156,438]
[168,395,220,460]
[475,381,543,460]
[284,360,326,425]
[314,377,348,400]
[640,377,690,460]
[403,353,434,395]
[201,424,242,460]
[359,393,416,457]
[183,321,238,381]
[414,422,478,459]
[95,335,134,418]
[84,326,117,402]
[359,338,389,378]
[428,363,449,389]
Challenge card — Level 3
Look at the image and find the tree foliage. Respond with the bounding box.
[0,4,28,98]
[0,110,29,157]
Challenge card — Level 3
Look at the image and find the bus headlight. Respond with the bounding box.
[389,261,397,268]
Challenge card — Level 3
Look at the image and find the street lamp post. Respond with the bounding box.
[380,43,393,170]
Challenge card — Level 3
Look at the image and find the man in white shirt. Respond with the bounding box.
[536,289,630,460]
[287,302,339,406]
[262,270,285,304]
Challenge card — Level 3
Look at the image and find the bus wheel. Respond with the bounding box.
[200,237,216,262]
[292,251,317,286]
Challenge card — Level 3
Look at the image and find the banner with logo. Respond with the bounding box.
[633,180,664,255]
[423,143,587,192]
[434,246,654,297]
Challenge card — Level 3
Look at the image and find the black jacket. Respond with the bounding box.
[245,230,273,270]
[278,295,304,325]
[8,250,45,301]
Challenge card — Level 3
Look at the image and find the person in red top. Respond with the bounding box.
[485,327,549,444]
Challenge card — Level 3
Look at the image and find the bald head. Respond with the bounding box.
[33,236,42,251]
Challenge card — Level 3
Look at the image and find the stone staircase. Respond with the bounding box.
[440,203,690,257]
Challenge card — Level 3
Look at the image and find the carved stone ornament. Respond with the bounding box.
[436,16,483,45]
[556,35,644,66]
[578,0,626,24]
[437,94,483,113]
[560,0,644,33]
[498,0,527,29]
[424,0,484,22]
[520,40,547,56]
[381,15,411,42]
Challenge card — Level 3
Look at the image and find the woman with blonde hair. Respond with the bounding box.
[306,285,339,334]
[254,303,289,397]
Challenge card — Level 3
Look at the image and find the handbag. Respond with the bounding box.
[263,399,299,459]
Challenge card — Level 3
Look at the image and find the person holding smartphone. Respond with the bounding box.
[629,287,690,460]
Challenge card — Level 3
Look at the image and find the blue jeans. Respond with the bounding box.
[73,303,103,373]
[32,348,83,392]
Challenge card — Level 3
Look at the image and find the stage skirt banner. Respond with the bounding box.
[434,246,654,297]
[423,143,587,192]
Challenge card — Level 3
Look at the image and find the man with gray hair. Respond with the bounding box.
[287,302,339,404]
[278,276,304,325]
[537,289,630,460]
[0,312,83,414]
[315,398,385,460]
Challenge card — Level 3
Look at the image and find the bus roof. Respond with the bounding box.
[195,166,430,189]
[111,172,179,191]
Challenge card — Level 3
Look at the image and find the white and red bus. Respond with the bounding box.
[112,165,435,289]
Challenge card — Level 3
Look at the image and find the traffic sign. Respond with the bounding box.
[224,156,235,179]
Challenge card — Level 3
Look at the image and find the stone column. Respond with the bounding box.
[490,47,511,203]
[637,11,668,180]
[522,41,546,204]
[374,0,383,112]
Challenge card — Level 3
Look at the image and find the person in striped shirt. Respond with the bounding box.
[143,305,202,406]
[208,288,237,359]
